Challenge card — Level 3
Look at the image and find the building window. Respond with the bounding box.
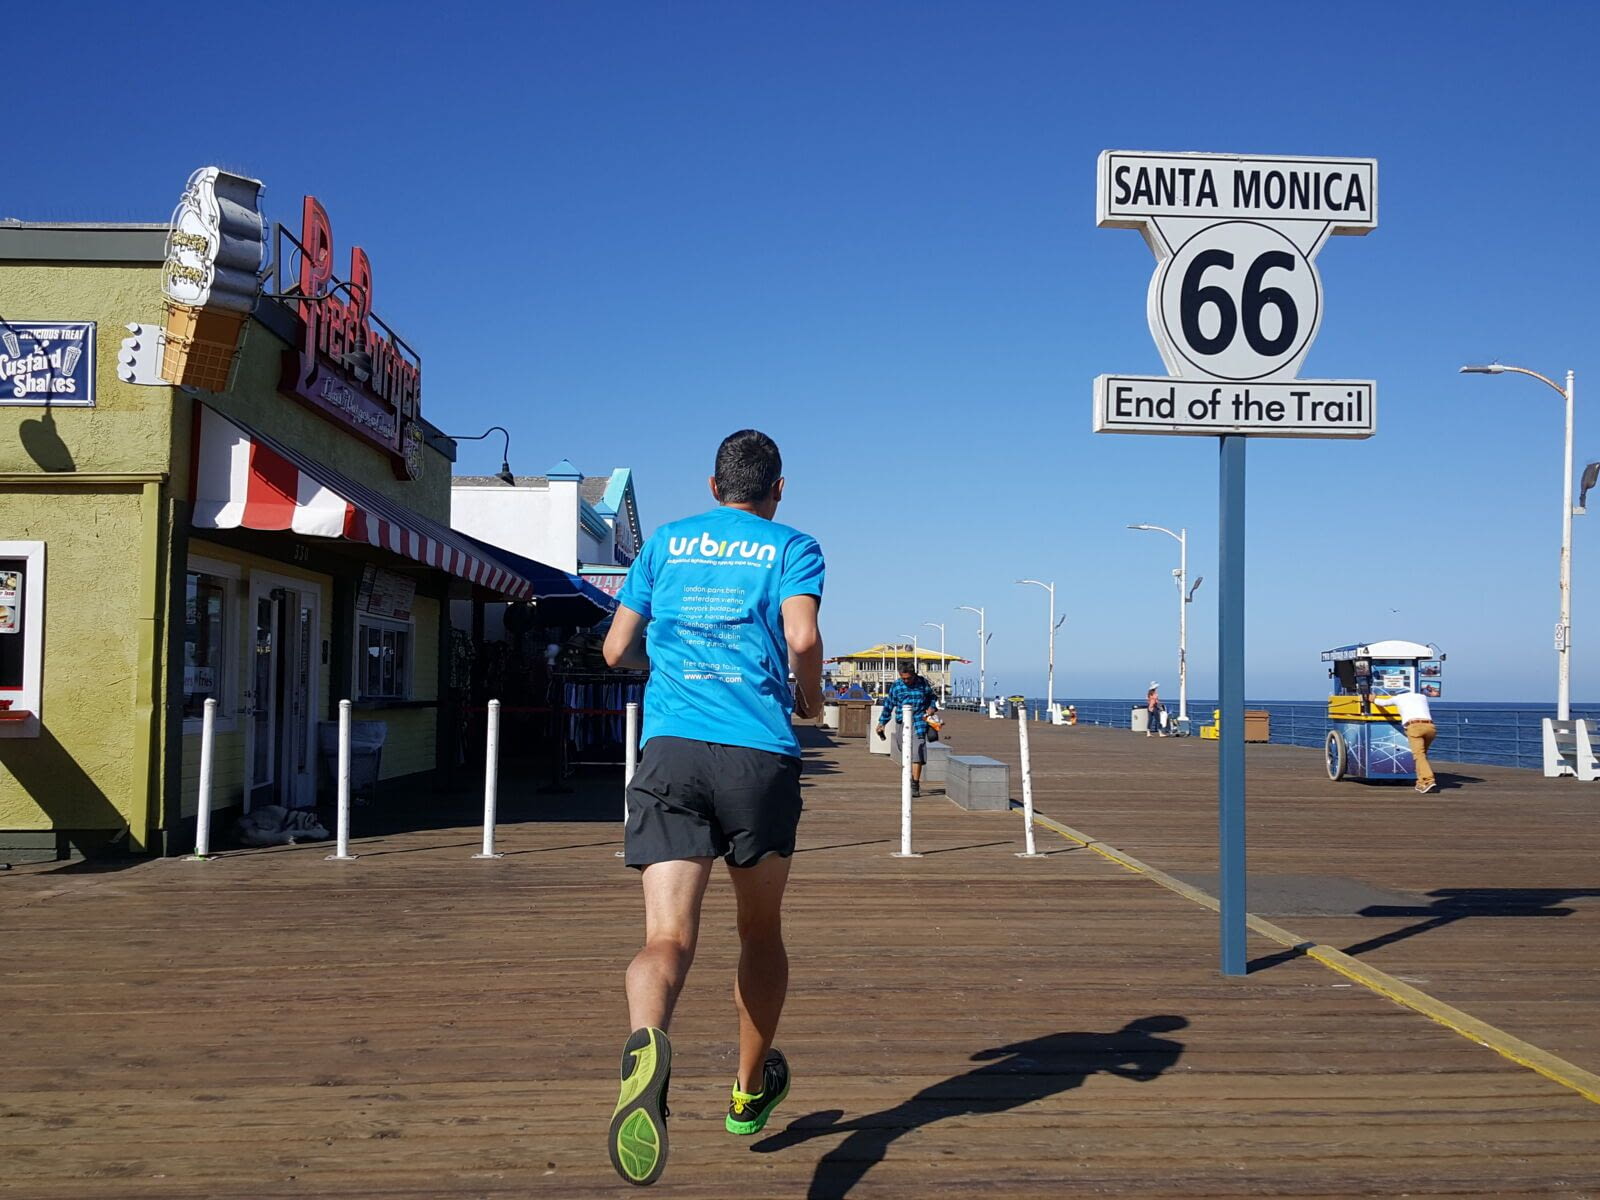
[357,615,412,702]
[183,572,229,720]
[0,541,45,735]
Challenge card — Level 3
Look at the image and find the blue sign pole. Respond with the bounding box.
[1219,434,1248,975]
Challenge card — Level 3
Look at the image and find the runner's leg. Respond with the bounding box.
[728,852,792,1093]
[627,858,714,1031]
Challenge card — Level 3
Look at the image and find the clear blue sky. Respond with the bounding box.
[9,1,1599,700]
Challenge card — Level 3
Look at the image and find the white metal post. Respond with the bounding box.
[327,699,356,860]
[1046,587,1054,710]
[1177,529,1188,724]
[1560,370,1575,721]
[1017,706,1042,858]
[625,701,639,788]
[475,699,503,858]
[188,697,217,860]
[612,701,641,860]
[891,702,921,858]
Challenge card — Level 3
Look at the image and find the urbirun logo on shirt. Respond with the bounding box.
[667,533,779,562]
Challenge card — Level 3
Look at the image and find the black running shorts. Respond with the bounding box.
[624,735,803,869]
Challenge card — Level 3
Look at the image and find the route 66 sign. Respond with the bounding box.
[1094,151,1378,438]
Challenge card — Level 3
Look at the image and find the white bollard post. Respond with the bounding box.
[891,703,921,858]
[1017,706,1044,858]
[617,701,639,858]
[624,702,639,792]
[475,699,504,858]
[327,699,356,860]
[187,697,217,860]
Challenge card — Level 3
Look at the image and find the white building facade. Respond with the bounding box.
[452,459,642,595]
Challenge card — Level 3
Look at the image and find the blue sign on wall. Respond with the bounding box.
[0,321,96,407]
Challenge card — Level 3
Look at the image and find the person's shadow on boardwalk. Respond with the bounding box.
[752,1015,1188,1199]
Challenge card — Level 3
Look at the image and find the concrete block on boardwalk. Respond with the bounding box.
[924,740,951,783]
[869,722,892,754]
[947,755,1010,811]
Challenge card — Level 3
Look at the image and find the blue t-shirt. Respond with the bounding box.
[617,506,825,758]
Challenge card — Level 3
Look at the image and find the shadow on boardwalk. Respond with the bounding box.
[1347,887,1600,957]
[753,1016,1188,1199]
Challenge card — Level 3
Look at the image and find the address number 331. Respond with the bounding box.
[1155,221,1322,383]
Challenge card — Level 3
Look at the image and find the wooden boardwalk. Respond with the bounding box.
[1,715,1597,1198]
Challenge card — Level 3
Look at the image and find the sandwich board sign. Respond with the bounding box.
[1093,149,1378,977]
[1094,151,1377,438]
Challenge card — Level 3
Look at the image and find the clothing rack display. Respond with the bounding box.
[551,670,645,770]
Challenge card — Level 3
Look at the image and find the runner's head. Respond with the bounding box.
[711,430,784,515]
[899,665,917,683]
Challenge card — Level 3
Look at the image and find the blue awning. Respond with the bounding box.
[456,531,617,627]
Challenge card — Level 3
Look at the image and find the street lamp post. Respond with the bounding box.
[1128,523,1203,727]
[922,622,947,703]
[1016,580,1060,710]
[1461,364,1577,721]
[958,605,987,703]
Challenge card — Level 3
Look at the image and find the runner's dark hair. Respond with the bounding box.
[715,429,783,503]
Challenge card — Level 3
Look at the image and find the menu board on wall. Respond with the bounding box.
[0,569,21,634]
[358,565,416,621]
[1375,667,1414,692]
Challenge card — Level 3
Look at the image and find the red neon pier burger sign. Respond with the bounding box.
[279,196,425,480]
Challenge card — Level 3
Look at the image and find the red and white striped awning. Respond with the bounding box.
[192,404,537,597]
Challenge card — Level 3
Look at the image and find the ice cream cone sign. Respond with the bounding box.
[159,167,265,391]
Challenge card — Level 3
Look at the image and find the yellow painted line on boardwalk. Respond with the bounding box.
[1028,809,1600,1106]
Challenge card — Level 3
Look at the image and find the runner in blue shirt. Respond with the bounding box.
[602,430,824,1186]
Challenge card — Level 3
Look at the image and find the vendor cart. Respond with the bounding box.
[1321,640,1445,782]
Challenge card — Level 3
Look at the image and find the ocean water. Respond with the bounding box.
[1013,698,1592,772]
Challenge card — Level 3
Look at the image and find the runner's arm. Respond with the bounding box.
[603,604,650,671]
[782,594,823,718]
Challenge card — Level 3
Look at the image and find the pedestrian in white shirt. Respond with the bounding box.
[1387,688,1438,794]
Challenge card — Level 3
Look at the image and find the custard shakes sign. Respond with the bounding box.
[0,322,95,407]
[1094,151,1377,438]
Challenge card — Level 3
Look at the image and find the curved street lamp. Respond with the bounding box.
[448,425,517,487]
[922,621,947,702]
[1015,579,1060,710]
[957,605,988,703]
[1460,363,1577,720]
[1128,523,1201,727]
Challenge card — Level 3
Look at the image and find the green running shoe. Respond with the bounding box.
[725,1048,790,1135]
[609,1027,672,1186]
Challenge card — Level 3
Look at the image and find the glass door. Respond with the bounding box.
[246,589,280,811]
[245,571,323,812]
[279,599,317,809]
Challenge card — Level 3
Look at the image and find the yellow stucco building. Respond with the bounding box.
[0,206,596,860]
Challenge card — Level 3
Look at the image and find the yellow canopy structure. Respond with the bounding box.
[826,643,969,665]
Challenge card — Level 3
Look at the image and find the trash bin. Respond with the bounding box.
[836,699,874,739]
[318,719,387,799]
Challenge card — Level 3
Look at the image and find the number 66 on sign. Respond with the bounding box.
[1094,150,1377,439]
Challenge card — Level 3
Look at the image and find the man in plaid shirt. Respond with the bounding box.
[876,663,939,796]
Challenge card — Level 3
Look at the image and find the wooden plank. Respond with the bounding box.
[0,718,1597,1197]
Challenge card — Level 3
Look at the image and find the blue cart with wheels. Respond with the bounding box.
[1321,640,1445,782]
